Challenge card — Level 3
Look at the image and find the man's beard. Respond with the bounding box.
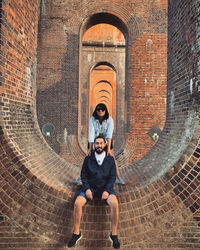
[95,147,105,154]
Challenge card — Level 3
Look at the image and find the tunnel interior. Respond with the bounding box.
[0,0,200,249]
[79,17,127,154]
[34,5,198,187]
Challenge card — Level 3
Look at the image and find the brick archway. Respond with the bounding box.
[89,65,116,128]
[1,0,200,249]
[78,14,127,154]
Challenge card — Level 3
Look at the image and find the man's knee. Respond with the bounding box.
[107,194,118,208]
[74,196,87,208]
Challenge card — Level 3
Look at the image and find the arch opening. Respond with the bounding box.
[78,14,127,154]
[1,0,199,194]
[89,64,116,124]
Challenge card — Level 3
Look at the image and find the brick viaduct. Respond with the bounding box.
[0,0,200,249]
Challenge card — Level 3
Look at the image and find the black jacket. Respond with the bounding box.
[81,152,116,194]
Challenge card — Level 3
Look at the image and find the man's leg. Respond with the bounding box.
[107,194,120,248]
[68,195,87,248]
[74,195,87,234]
[106,194,119,235]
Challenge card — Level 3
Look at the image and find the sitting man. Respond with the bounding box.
[68,134,120,249]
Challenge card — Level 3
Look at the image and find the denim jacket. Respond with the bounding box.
[88,116,114,143]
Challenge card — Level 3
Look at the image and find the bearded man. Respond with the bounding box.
[68,134,120,249]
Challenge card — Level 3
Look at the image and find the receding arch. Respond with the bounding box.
[97,80,113,87]
[78,13,127,154]
[94,61,119,71]
[98,89,112,95]
[81,12,128,40]
[89,63,116,121]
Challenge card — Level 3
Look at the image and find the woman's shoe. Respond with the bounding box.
[74,177,82,185]
[116,177,125,185]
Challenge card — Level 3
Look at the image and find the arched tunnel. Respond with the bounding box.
[0,0,200,249]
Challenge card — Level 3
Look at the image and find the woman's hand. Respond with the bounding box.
[87,148,92,156]
[107,148,112,156]
[107,138,112,156]
[87,143,93,156]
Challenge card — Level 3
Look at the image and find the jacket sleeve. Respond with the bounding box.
[81,157,91,192]
[106,116,114,139]
[104,157,116,193]
[88,117,95,143]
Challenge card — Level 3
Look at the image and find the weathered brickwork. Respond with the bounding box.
[127,33,167,162]
[0,0,200,249]
[36,0,168,162]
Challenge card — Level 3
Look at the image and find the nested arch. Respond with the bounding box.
[89,63,116,122]
[78,12,127,154]
[80,12,128,40]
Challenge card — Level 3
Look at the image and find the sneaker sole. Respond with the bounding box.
[75,234,82,246]
[109,235,115,245]
[109,235,120,249]
[68,234,82,248]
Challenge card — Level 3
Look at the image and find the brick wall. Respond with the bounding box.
[0,0,200,249]
[36,0,168,162]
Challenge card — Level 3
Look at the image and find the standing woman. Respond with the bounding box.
[88,103,124,184]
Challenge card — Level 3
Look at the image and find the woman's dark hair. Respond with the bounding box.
[92,103,109,120]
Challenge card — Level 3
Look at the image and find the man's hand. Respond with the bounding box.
[101,191,109,200]
[86,189,93,200]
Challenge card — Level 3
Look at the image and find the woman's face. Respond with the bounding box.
[96,107,105,118]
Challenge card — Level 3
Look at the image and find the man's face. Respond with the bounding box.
[94,138,106,154]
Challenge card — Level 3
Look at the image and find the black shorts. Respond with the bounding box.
[78,187,116,203]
